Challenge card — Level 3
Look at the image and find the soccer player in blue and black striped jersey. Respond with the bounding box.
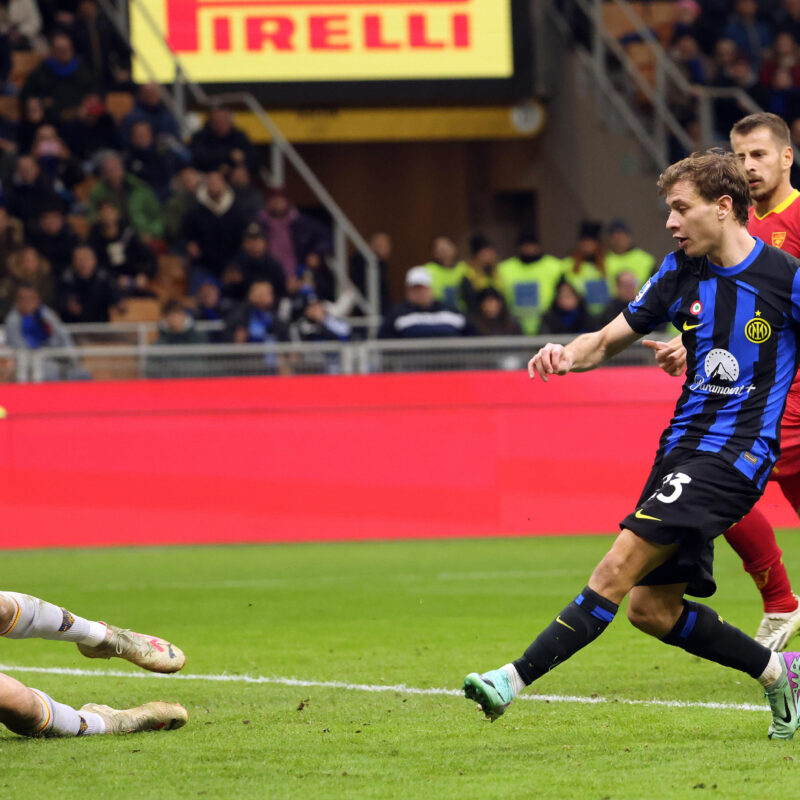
[463,150,800,739]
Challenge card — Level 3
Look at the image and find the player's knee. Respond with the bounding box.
[0,593,17,632]
[626,599,667,636]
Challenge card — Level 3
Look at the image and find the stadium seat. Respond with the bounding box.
[10,52,44,88]
[0,96,19,122]
[105,91,135,122]
[110,297,162,323]
[602,1,675,46]
[152,254,188,300]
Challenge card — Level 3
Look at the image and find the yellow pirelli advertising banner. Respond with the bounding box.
[131,0,514,83]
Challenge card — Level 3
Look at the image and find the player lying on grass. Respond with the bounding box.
[464,150,800,739]
[644,113,800,652]
[0,591,187,737]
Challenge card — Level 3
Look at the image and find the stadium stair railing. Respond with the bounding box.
[97,0,381,327]
[544,0,784,170]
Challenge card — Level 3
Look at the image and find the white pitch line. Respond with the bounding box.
[0,663,769,714]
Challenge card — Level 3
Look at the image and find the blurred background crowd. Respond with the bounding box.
[5,0,794,355]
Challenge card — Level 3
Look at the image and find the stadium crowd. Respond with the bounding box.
[643,0,800,159]
[0,0,668,359]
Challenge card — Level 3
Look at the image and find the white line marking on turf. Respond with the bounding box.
[0,664,769,714]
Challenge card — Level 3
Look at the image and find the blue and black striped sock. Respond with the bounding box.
[662,600,772,679]
[512,586,619,686]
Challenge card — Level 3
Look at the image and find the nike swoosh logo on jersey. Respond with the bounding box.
[682,321,704,331]
[635,509,662,521]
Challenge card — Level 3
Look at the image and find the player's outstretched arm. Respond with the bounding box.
[642,335,686,377]
[528,314,641,381]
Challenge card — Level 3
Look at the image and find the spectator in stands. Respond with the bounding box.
[422,235,464,308]
[713,57,771,136]
[155,300,207,345]
[378,266,472,339]
[124,119,180,202]
[295,250,336,303]
[4,284,71,352]
[88,199,156,296]
[0,0,46,52]
[562,220,609,316]
[120,83,182,147]
[710,38,741,85]
[289,292,351,343]
[229,164,262,224]
[27,203,80,277]
[604,219,655,290]
[0,33,9,95]
[0,98,15,159]
[769,66,800,122]
[16,96,49,155]
[0,203,24,270]
[349,231,392,314]
[459,234,501,316]
[497,232,563,335]
[225,279,289,344]
[667,34,709,126]
[470,287,522,337]
[68,0,131,91]
[227,222,285,302]
[671,0,716,57]
[163,164,201,242]
[190,107,258,174]
[193,277,233,340]
[182,170,247,282]
[257,188,332,279]
[30,124,83,191]
[597,270,640,328]
[723,0,774,69]
[88,151,163,242]
[539,278,595,335]
[0,245,54,318]
[58,243,116,322]
[770,0,800,45]
[759,32,800,89]
[5,155,62,231]
[20,31,97,118]
[59,93,121,162]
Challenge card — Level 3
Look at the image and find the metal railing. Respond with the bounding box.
[98,0,380,323]
[6,335,672,383]
[547,0,785,170]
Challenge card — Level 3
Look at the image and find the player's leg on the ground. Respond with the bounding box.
[463,530,676,721]
[0,671,188,737]
[723,510,800,649]
[0,591,186,673]
[627,584,800,739]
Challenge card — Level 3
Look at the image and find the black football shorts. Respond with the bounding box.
[620,448,762,597]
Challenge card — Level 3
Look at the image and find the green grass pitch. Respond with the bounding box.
[3,534,800,799]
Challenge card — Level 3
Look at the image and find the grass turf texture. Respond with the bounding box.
[2,536,800,799]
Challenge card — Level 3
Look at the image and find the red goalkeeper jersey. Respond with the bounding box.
[748,189,800,468]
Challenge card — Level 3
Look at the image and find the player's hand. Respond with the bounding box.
[528,343,573,382]
[642,338,687,377]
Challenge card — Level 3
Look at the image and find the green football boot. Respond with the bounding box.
[463,668,514,722]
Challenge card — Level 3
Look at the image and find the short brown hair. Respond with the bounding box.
[731,112,791,149]
[657,149,750,225]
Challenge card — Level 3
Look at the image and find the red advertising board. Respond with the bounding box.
[0,368,795,549]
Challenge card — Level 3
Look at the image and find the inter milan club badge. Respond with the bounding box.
[772,232,787,248]
[745,311,772,344]
[690,300,702,315]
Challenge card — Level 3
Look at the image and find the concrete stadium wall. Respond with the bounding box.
[0,369,795,549]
